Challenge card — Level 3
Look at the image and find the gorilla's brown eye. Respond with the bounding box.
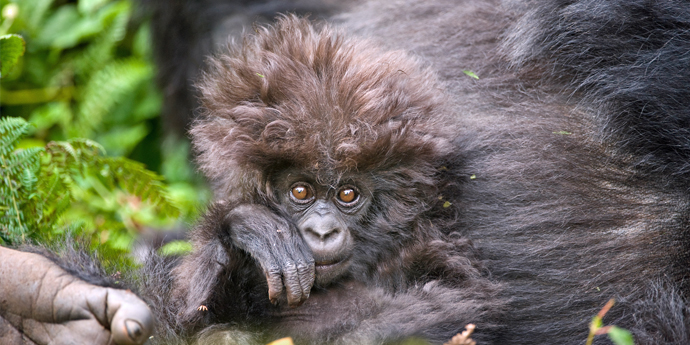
[338,188,358,204]
[291,185,312,201]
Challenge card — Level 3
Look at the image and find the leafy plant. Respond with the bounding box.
[0,33,24,77]
[1,0,159,152]
[0,0,209,257]
[0,117,41,242]
[586,299,635,345]
[1,116,182,256]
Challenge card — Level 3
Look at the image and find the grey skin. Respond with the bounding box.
[0,246,153,345]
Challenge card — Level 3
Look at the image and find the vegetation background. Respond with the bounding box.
[0,0,207,269]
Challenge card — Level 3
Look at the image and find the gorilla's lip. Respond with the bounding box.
[315,258,344,267]
[314,257,349,280]
[314,255,351,268]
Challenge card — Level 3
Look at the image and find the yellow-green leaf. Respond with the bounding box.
[159,240,193,256]
[463,70,479,79]
[0,34,25,77]
[608,326,634,345]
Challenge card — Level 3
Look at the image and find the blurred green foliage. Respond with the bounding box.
[0,34,25,76]
[1,117,178,251]
[0,0,208,259]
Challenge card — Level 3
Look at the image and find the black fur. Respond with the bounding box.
[504,0,690,184]
[21,242,126,289]
[137,0,690,343]
[23,0,690,344]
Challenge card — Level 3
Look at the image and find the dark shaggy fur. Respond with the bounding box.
[137,0,690,343]
[156,16,503,344]
[191,16,456,202]
[18,0,690,344]
[504,0,690,185]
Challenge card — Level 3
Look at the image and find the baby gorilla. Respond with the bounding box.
[159,15,502,344]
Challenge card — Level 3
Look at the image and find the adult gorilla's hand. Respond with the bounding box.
[0,246,153,345]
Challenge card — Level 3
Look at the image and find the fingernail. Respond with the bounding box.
[125,319,144,342]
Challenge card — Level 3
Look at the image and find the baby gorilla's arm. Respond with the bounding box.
[0,246,153,345]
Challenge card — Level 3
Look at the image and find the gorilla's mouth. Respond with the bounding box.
[314,255,351,283]
[315,259,344,268]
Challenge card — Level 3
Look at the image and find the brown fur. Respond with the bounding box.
[143,1,690,344]
[191,16,455,200]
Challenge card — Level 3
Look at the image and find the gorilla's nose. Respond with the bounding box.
[299,213,349,257]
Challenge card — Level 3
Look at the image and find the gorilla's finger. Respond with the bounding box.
[281,260,304,307]
[295,259,314,301]
[295,239,315,295]
[265,265,284,304]
[107,288,154,345]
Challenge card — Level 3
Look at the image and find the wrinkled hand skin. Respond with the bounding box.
[227,204,315,307]
[0,246,153,345]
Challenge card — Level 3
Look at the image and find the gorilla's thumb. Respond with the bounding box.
[107,288,155,345]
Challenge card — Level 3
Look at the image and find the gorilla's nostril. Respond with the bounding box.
[306,226,339,241]
[322,228,340,240]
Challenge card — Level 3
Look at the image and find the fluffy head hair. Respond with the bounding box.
[191,15,455,199]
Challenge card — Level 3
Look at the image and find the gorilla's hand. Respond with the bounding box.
[227,204,315,307]
[0,246,153,345]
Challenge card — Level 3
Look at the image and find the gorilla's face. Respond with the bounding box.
[272,169,375,285]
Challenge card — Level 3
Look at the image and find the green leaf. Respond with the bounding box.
[75,59,151,136]
[102,157,181,218]
[132,22,152,58]
[608,326,634,345]
[78,0,110,14]
[28,102,73,132]
[0,117,30,156]
[35,5,94,49]
[0,34,26,77]
[0,117,44,244]
[6,147,43,174]
[98,124,149,156]
[21,0,57,32]
[21,167,39,195]
[463,70,479,79]
[159,240,193,256]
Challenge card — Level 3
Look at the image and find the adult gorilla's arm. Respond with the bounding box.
[0,246,153,345]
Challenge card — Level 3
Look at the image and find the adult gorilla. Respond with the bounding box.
[2,1,690,344]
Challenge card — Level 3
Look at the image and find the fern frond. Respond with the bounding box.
[0,117,30,156]
[20,167,38,195]
[69,138,106,154]
[4,147,43,174]
[45,138,104,164]
[73,1,132,77]
[105,1,131,44]
[47,141,80,161]
[101,157,181,218]
[0,117,43,243]
[74,59,151,136]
